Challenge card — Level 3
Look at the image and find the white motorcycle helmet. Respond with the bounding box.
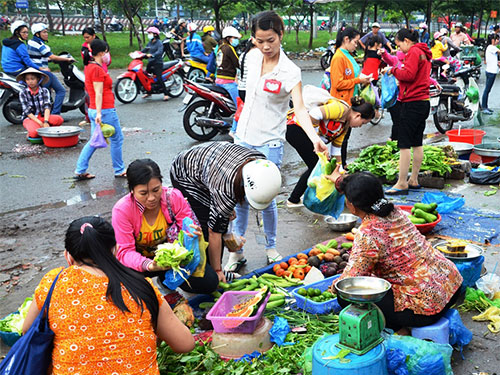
[242,159,282,210]
[222,26,241,39]
[187,22,198,32]
[10,20,27,35]
[178,18,186,25]
[31,23,48,36]
[440,27,449,35]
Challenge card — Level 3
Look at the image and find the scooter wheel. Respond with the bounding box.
[114,78,138,104]
[183,100,220,141]
[166,73,184,98]
[2,96,23,124]
[320,53,331,70]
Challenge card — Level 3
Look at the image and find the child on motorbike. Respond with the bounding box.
[186,23,210,63]
[17,68,64,139]
[361,35,383,84]
[142,26,169,101]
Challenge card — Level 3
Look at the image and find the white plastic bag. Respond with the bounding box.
[476,273,500,299]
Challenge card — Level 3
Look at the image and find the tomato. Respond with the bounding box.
[296,253,308,260]
[283,270,292,277]
[304,265,312,273]
[293,269,305,280]
[288,266,296,273]
[273,264,281,273]
[298,259,307,265]
[288,257,298,266]
[275,268,285,277]
[280,262,289,270]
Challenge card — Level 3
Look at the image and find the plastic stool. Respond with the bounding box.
[411,316,449,344]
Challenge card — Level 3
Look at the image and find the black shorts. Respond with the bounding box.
[397,100,430,149]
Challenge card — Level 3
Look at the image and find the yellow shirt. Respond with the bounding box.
[431,41,447,59]
[136,210,169,258]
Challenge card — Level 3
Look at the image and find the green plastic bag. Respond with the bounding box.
[100,123,115,138]
[360,83,376,105]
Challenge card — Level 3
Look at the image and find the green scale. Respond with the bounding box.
[335,276,392,355]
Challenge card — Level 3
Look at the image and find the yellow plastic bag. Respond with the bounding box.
[472,306,500,333]
[307,152,335,201]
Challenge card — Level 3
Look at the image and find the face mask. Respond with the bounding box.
[147,34,154,40]
[231,38,239,47]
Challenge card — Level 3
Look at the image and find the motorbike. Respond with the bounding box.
[0,52,86,125]
[458,45,482,80]
[107,22,124,32]
[162,32,189,60]
[430,61,479,134]
[180,79,236,141]
[320,40,335,70]
[184,58,212,83]
[114,51,185,104]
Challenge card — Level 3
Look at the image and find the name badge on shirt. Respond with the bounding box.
[263,79,282,94]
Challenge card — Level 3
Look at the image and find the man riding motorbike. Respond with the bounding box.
[142,26,169,101]
[27,23,74,116]
[171,18,187,58]
[202,25,218,55]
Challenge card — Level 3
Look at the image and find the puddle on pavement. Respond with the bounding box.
[0,184,129,217]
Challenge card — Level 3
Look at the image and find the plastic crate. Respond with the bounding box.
[292,275,341,314]
[206,291,270,334]
[0,312,22,347]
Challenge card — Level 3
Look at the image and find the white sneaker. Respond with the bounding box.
[266,248,283,264]
[286,198,304,208]
[223,252,247,272]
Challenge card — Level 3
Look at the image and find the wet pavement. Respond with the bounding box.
[0,60,499,373]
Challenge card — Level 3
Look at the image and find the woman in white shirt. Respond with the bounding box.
[482,33,500,115]
[226,10,328,269]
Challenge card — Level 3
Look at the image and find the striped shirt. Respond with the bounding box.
[19,86,52,118]
[170,142,264,233]
[27,36,52,69]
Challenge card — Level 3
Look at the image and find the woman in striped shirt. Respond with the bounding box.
[170,142,281,282]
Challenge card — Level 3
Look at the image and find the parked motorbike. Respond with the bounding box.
[459,45,482,80]
[107,22,124,32]
[320,40,335,70]
[162,32,189,60]
[0,52,86,125]
[431,62,479,134]
[180,79,236,141]
[114,51,184,104]
[184,58,211,83]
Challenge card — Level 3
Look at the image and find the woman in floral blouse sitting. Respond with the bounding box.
[332,172,463,334]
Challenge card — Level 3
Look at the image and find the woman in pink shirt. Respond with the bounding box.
[112,159,219,295]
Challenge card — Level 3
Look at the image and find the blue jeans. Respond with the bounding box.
[216,81,238,105]
[43,70,66,115]
[191,53,210,64]
[233,139,284,250]
[75,108,125,175]
[481,72,497,110]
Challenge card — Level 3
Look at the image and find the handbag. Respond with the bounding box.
[0,270,62,375]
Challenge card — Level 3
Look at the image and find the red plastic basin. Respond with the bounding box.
[446,129,486,145]
[41,135,79,148]
[398,205,441,234]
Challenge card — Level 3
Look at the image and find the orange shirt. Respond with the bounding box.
[329,48,361,105]
[35,266,164,375]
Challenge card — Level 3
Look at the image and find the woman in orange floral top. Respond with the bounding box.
[333,172,462,333]
[22,216,194,375]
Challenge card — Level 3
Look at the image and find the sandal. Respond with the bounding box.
[142,94,152,99]
[115,172,127,178]
[223,257,247,273]
[75,173,95,181]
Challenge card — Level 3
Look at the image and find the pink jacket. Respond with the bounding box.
[382,50,439,87]
[112,187,195,272]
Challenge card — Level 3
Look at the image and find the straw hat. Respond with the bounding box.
[16,68,49,86]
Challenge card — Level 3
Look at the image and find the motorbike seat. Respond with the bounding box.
[440,84,460,93]
[191,56,206,64]
[203,84,230,97]
[162,61,178,70]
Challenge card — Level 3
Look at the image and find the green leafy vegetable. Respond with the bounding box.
[0,297,33,334]
[154,235,194,284]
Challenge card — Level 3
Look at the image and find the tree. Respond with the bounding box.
[317,1,341,34]
[44,0,54,32]
[113,0,145,48]
[284,0,308,45]
[96,0,107,42]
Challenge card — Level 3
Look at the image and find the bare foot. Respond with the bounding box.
[142,94,151,99]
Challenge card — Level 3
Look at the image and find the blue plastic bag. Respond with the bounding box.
[303,156,345,219]
[382,332,453,375]
[422,191,465,214]
[444,308,472,352]
[380,73,398,109]
[162,217,201,290]
[386,348,410,375]
[269,316,293,346]
[454,255,484,292]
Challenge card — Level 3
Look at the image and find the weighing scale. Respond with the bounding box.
[335,277,392,355]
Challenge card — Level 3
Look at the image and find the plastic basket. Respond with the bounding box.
[398,205,442,234]
[292,275,341,314]
[206,291,271,334]
[0,312,22,347]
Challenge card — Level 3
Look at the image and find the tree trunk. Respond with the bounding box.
[96,0,107,42]
[295,25,300,45]
[56,1,65,36]
[329,14,334,34]
[477,0,484,38]
[44,0,54,32]
[288,15,292,34]
[214,3,221,34]
[122,3,142,49]
[136,13,145,44]
[308,5,314,50]
[469,12,474,35]
[426,0,432,31]
[358,0,367,31]
[374,4,378,22]
[176,0,180,20]
[129,27,133,47]
[484,15,490,39]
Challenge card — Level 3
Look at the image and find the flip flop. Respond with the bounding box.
[266,254,283,265]
[224,258,247,273]
[385,187,409,196]
[408,184,422,189]
[75,173,95,181]
[115,172,127,178]
[223,271,242,282]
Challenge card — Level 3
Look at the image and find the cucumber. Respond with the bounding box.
[414,202,438,213]
[265,297,286,310]
[341,242,353,249]
[409,215,426,224]
[413,208,437,223]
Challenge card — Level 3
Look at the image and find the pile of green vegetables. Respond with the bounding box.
[154,231,193,273]
[156,309,339,375]
[0,297,32,335]
[297,288,336,303]
[347,141,453,180]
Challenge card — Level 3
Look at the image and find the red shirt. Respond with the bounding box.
[391,43,432,102]
[84,62,114,109]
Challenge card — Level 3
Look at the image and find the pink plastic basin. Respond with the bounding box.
[446,129,486,145]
